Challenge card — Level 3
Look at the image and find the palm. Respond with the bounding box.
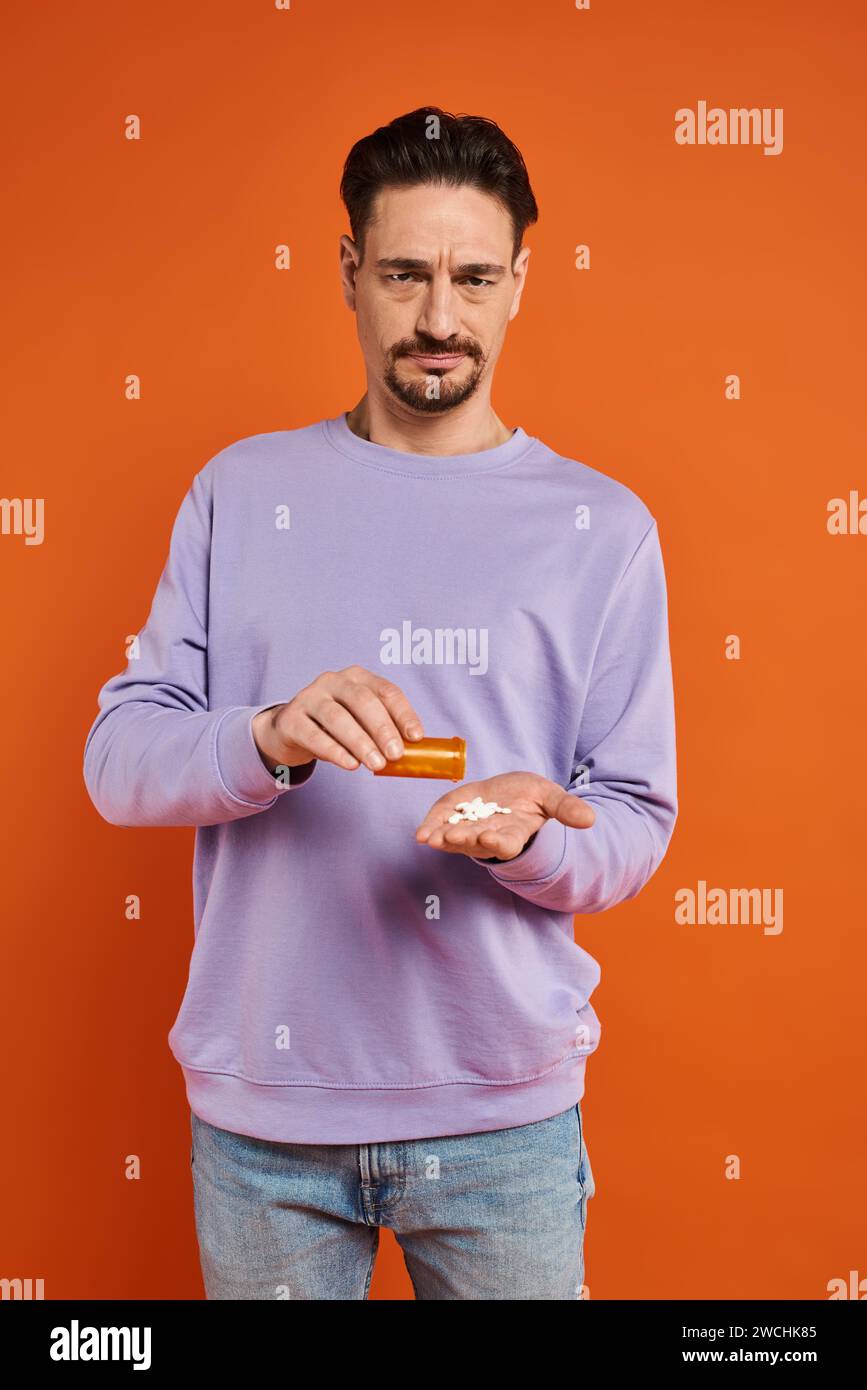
[415,771,592,862]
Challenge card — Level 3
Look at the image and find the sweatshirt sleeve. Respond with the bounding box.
[83,465,316,828]
[473,518,678,914]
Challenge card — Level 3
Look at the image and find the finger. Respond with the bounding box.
[467,827,522,860]
[283,713,361,771]
[369,674,426,741]
[332,674,413,762]
[450,822,527,855]
[338,666,425,744]
[305,691,396,770]
[421,827,479,854]
[426,821,527,858]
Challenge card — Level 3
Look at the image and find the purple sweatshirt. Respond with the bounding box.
[83,413,677,1144]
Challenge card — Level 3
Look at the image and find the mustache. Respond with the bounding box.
[394,341,481,359]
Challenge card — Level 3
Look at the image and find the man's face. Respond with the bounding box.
[340,183,530,415]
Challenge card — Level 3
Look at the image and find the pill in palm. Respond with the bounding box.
[447,796,513,824]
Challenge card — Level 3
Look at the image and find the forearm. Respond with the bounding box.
[84,699,313,828]
[477,791,675,915]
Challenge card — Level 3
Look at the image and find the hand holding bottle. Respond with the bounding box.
[252,665,425,774]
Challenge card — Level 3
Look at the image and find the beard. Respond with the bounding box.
[383,350,486,414]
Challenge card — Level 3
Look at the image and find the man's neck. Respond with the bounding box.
[345,393,514,457]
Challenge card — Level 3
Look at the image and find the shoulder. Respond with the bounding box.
[528,435,657,552]
[194,421,325,493]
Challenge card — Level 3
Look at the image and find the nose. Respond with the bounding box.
[414,270,463,344]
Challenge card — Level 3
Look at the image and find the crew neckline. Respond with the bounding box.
[321,411,538,478]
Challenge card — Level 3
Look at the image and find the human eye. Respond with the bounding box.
[461,277,492,288]
[387,272,419,283]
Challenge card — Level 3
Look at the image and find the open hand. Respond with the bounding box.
[415,771,596,861]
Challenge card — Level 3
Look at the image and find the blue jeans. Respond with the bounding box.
[190,1101,595,1300]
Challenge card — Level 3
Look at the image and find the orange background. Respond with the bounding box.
[1,0,864,1299]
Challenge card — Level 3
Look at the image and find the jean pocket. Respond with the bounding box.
[575,1103,595,1229]
[579,1140,594,1203]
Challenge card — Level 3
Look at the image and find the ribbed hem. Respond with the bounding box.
[180,1054,588,1144]
[214,705,318,806]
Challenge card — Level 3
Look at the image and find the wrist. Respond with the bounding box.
[252,706,313,773]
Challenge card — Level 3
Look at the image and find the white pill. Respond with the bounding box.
[446,799,514,824]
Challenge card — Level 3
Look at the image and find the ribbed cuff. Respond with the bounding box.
[472,816,567,883]
[215,705,317,806]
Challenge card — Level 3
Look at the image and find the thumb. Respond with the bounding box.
[538,782,596,830]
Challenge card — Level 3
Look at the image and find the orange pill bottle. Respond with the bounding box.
[373,736,466,782]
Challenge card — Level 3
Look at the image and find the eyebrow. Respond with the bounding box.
[374,257,507,275]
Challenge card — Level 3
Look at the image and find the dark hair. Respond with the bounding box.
[339,106,539,270]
